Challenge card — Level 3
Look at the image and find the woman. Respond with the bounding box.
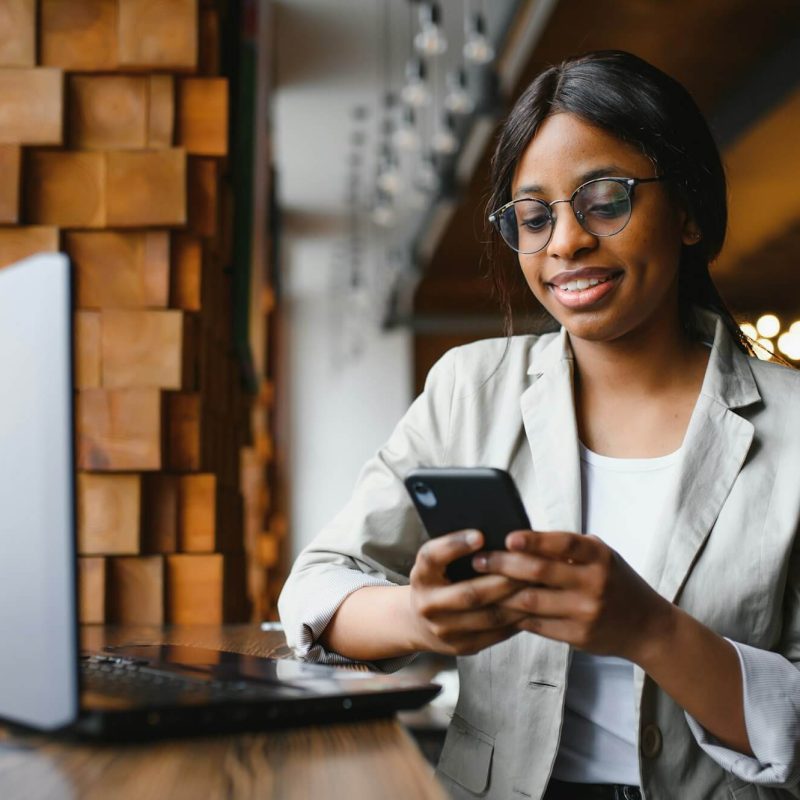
[278,51,800,799]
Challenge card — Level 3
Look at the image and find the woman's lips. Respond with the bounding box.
[547,272,623,309]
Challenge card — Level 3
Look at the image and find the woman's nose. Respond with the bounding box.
[545,202,598,260]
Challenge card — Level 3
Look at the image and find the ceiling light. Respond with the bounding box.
[432,115,458,155]
[778,332,800,360]
[463,12,494,65]
[416,153,440,193]
[755,338,775,360]
[414,3,447,57]
[392,106,419,151]
[401,57,430,108]
[756,313,780,338]
[739,322,757,340]
[444,68,474,115]
[372,191,396,227]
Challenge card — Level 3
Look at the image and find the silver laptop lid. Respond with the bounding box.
[0,253,78,730]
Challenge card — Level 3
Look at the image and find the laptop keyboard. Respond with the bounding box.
[81,654,288,705]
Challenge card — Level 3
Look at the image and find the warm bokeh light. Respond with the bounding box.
[739,322,757,340]
[778,332,800,360]
[755,337,775,360]
[756,314,780,338]
[790,321,800,337]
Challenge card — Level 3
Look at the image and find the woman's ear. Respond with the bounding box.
[681,217,702,246]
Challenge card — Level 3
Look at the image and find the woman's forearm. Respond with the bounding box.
[318,585,423,662]
[636,604,753,756]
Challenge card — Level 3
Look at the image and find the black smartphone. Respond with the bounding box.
[404,467,531,582]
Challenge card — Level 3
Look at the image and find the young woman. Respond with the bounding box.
[278,51,800,799]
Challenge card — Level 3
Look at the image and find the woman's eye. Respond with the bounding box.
[520,212,549,231]
[585,199,627,218]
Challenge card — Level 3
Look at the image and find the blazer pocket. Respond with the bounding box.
[437,713,495,795]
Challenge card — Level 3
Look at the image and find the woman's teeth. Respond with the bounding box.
[559,275,614,292]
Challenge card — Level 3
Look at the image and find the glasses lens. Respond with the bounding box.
[574,179,631,236]
[498,199,551,254]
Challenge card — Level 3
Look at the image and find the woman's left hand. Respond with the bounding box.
[472,530,675,663]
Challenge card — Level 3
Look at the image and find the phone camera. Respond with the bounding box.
[411,481,437,508]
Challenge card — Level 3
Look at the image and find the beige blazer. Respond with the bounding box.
[279,311,800,799]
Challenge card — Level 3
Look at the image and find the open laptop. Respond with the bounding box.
[0,253,439,740]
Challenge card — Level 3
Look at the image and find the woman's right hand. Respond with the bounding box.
[407,529,529,656]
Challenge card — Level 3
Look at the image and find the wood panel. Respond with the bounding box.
[0,67,63,145]
[40,0,118,70]
[187,157,218,236]
[77,557,107,624]
[178,474,219,552]
[0,145,20,224]
[101,309,193,389]
[141,474,178,553]
[77,473,141,555]
[171,233,203,310]
[178,78,228,156]
[68,231,170,309]
[165,554,245,624]
[166,392,204,471]
[118,0,197,70]
[75,310,101,389]
[26,151,106,228]
[77,388,162,471]
[106,149,187,227]
[148,74,175,149]
[0,226,59,269]
[69,75,148,150]
[108,556,164,624]
[0,0,35,66]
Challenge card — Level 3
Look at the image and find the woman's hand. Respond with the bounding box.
[407,529,529,656]
[473,530,675,663]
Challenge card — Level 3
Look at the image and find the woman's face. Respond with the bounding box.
[510,112,697,345]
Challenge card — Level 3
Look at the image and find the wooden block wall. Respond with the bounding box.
[0,0,260,625]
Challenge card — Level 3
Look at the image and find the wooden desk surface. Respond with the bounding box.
[0,625,447,800]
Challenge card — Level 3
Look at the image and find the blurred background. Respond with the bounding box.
[0,0,799,627]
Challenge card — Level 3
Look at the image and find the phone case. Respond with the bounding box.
[404,467,531,582]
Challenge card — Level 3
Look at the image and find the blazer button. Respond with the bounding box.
[641,723,663,758]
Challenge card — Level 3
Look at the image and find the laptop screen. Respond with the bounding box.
[0,253,79,730]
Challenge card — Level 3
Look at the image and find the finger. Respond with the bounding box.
[414,529,484,579]
[506,530,600,565]
[428,604,529,638]
[421,574,526,615]
[444,625,522,657]
[515,616,588,647]
[499,586,585,618]
[472,551,584,588]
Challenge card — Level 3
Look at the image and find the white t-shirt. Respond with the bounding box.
[552,442,683,785]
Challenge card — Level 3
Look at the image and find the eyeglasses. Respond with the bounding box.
[488,176,668,255]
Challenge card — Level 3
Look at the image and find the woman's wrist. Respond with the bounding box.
[626,594,680,671]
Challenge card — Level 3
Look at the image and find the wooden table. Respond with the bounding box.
[0,625,448,800]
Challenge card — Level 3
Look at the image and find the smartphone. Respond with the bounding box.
[404,467,531,582]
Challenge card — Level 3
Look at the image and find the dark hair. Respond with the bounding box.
[487,49,754,356]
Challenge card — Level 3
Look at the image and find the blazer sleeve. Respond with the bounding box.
[685,530,800,788]
[277,348,457,672]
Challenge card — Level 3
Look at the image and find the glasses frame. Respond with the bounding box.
[488,175,668,255]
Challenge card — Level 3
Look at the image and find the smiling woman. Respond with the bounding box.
[278,51,800,800]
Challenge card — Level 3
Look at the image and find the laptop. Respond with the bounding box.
[0,253,439,740]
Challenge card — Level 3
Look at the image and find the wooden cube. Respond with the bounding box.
[26,151,106,228]
[0,227,59,269]
[77,388,162,471]
[166,392,204,471]
[75,310,101,389]
[118,0,197,70]
[178,78,228,156]
[78,556,107,624]
[41,0,118,70]
[106,149,187,227]
[141,474,178,553]
[0,145,20,223]
[171,233,203,310]
[101,309,193,389]
[187,157,218,237]
[177,474,218,552]
[0,68,63,145]
[198,7,220,76]
[166,554,247,624]
[69,75,147,150]
[0,0,35,66]
[68,231,170,309]
[148,75,175,149]
[108,556,164,625]
[77,473,141,555]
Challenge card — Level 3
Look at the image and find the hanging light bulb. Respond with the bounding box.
[392,105,419,151]
[376,147,402,195]
[463,11,494,65]
[414,2,447,57]
[372,190,396,227]
[444,68,474,114]
[432,113,458,155]
[416,152,440,193]
[401,57,430,108]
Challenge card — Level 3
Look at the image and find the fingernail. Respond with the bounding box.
[465,530,482,547]
[472,555,487,570]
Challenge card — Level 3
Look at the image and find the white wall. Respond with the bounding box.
[285,239,412,557]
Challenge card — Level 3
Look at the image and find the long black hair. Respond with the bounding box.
[487,50,754,356]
